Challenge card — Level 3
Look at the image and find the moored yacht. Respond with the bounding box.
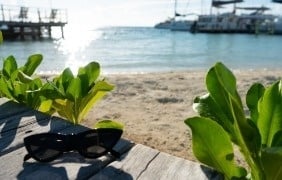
[154,0,196,31]
[195,0,282,34]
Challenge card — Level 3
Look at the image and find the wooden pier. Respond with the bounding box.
[0,4,68,40]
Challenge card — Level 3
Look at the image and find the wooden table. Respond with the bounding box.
[0,98,221,180]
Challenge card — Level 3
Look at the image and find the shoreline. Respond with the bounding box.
[80,69,282,161]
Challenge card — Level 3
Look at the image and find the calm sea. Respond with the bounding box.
[1,26,282,75]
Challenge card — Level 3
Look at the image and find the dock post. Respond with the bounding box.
[20,26,25,40]
[48,26,52,39]
[61,26,64,39]
[37,26,42,39]
[31,27,36,40]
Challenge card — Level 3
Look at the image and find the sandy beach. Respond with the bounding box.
[82,68,282,162]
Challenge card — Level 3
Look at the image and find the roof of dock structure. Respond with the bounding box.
[0,4,67,24]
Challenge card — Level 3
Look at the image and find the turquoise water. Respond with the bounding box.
[1,26,282,74]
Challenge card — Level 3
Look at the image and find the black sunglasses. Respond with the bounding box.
[23,128,123,162]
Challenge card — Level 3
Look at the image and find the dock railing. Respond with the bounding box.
[0,4,68,24]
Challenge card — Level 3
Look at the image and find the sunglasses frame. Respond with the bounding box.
[23,128,123,162]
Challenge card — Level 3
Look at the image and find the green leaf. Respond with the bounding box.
[185,117,247,179]
[3,56,18,78]
[21,54,43,76]
[206,62,242,113]
[78,80,114,124]
[271,131,282,147]
[94,120,124,130]
[205,63,261,152]
[246,83,265,123]
[0,31,3,43]
[196,62,263,179]
[60,68,74,93]
[78,61,100,86]
[261,147,282,180]
[17,70,33,83]
[66,78,82,101]
[193,94,236,139]
[0,78,13,98]
[37,99,53,113]
[257,80,282,147]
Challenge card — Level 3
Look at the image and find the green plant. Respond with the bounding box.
[43,62,114,124]
[94,119,124,130]
[0,31,3,43]
[0,53,114,125]
[185,62,282,180]
[0,54,53,112]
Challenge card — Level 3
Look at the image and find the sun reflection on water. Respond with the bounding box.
[54,26,102,74]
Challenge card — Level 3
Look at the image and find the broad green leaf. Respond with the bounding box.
[206,62,242,113]
[21,54,43,76]
[40,83,65,99]
[94,120,124,130]
[37,99,53,113]
[257,80,282,147]
[193,94,236,140]
[25,78,44,108]
[185,117,247,179]
[78,61,100,86]
[0,78,13,98]
[60,68,74,93]
[200,62,263,179]
[205,63,261,152]
[17,70,33,83]
[78,81,114,123]
[66,78,82,101]
[271,131,282,147]
[52,99,74,122]
[3,56,18,78]
[246,83,265,123]
[261,147,282,180]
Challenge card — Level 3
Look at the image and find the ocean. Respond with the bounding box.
[1,26,282,75]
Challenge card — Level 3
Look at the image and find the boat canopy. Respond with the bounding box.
[236,6,270,11]
[212,0,243,7]
[272,0,282,3]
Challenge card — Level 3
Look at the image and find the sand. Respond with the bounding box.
[81,68,282,162]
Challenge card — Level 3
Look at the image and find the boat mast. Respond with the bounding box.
[174,0,177,16]
[210,0,213,14]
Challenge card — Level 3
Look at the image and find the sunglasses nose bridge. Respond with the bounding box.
[64,134,81,151]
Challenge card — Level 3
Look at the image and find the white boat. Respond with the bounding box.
[154,18,173,29]
[154,0,196,31]
[195,0,282,34]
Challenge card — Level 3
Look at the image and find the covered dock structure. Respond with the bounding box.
[0,4,68,40]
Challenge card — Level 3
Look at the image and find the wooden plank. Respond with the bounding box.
[0,98,32,120]
[90,144,222,180]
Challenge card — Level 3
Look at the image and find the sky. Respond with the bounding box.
[0,0,281,29]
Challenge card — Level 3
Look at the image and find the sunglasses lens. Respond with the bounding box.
[24,134,63,162]
[97,129,123,149]
[79,129,122,158]
[79,131,107,158]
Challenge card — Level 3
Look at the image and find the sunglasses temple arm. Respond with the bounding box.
[109,149,121,158]
[23,154,32,161]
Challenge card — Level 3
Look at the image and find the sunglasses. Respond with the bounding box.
[23,128,123,162]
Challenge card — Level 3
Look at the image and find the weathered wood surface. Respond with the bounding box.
[90,144,221,180]
[0,98,221,179]
[0,98,134,179]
